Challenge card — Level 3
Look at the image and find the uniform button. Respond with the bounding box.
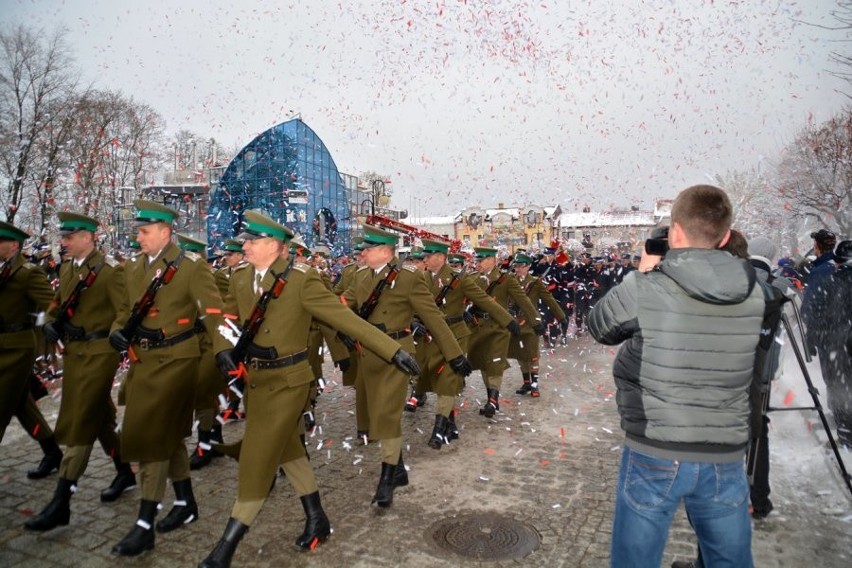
[250,383,256,389]
[263,329,269,334]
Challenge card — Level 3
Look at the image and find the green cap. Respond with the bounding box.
[177,233,207,253]
[223,239,244,254]
[57,211,98,234]
[513,252,534,264]
[448,252,467,264]
[238,210,294,241]
[421,238,450,254]
[134,199,179,226]
[0,221,30,242]
[474,246,498,259]
[290,236,309,256]
[408,247,425,260]
[360,224,399,248]
[312,244,330,257]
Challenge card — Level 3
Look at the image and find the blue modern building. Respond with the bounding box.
[206,118,353,254]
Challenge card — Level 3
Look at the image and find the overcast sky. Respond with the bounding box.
[5,0,849,217]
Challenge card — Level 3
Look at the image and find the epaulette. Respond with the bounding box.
[23,261,37,270]
[293,262,309,273]
[184,251,201,262]
[104,256,119,268]
[402,265,418,273]
[232,263,251,273]
[356,265,370,272]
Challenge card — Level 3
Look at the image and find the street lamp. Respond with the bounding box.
[371,179,386,216]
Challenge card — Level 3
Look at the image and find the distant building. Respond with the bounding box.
[558,200,669,256]
[455,203,561,253]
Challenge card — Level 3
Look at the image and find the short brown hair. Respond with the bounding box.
[721,229,748,259]
[671,185,732,247]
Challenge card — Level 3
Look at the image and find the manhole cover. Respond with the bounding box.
[428,513,541,560]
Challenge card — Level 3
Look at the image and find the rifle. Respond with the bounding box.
[230,254,297,377]
[434,269,463,307]
[52,261,104,349]
[359,263,399,320]
[120,254,183,362]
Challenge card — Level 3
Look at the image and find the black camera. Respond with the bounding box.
[644,226,669,256]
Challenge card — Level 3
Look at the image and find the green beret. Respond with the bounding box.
[0,221,30,242]
[421,238,450,254]
[360,224,399,248]
[134,199,179,226]
[238,210,294,242]
[474,246,498,259]
[57,211,98,234]
[177,233,207,253]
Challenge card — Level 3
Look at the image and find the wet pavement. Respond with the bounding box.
[2,334,850,567]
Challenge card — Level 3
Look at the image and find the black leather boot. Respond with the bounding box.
[27,436,63,479]
[428,415,450,450]
[156,478,198,532]
[395,452,409,488]
[198,517,248,568]
[112,499,157,556]
[447,410,460,441]
[404,389,419,412]
[529,373,540,398]
[190,427,215,470]
[294,491,331,551]
[479,388,500,418]
[101,461,136,502]
[371,462,397,508]
[516,373,532,395]
[24,477,74,531]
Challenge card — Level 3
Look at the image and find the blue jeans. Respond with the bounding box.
[610,446,753,568]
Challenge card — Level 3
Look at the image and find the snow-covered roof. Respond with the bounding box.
[407,216,456,226]
[559,210,655,228]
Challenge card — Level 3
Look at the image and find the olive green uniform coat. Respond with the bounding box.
[113,242,223,462]
[214,256,403,501]
[342,262,463,439]
[51,250,125,447]
[467,267,540,375]
[416,266,513,396]
[508,274,567,361]
[0,254,54,441]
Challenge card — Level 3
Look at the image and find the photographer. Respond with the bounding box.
[589,185,765,568]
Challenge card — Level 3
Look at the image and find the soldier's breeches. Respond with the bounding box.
[16,392,53,441]
[381,437,402,464]
[237,379,310,502]
[485,374,503,391]
[436,395,454,417]
[195,407,215,432]
[281,457,318,497]
[59,445,94,481]
[167,444,190,481]
[139,460,170,501]
[232,499,265,526]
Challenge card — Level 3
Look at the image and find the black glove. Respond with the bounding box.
[506,320,521,336]
[448,355,473,377]
[109,330,129,352]
[215,350,239,380]
[337,332,356,351]
[532,323,545,336]
[463,310,474,325]
[334,358,351,374]
[43,322,60,344]
[411,319,429,339]
[392,349,421,376]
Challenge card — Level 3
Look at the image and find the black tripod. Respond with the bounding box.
[748,305,852,497]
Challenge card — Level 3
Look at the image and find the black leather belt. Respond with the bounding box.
[133,328,196,350]
[387,329,411,340]
[445,315,464,324]
[65,330,110,343]
[249,350,308,369]
[0,322,34,333]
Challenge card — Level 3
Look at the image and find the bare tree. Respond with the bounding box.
[776,107,852,238]
[0,25,79,225]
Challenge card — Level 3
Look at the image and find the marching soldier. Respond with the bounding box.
[0,221,64,479]
[177,234,227,471]
[215,239,248,424]
[341,225,470,508]
[415,239,516,449]
[24,212,136,532]
[467,247,541,417]
[107,201,224,557]
[214,239,245,297]
[508,253,567,397]
[200,211,419,567]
